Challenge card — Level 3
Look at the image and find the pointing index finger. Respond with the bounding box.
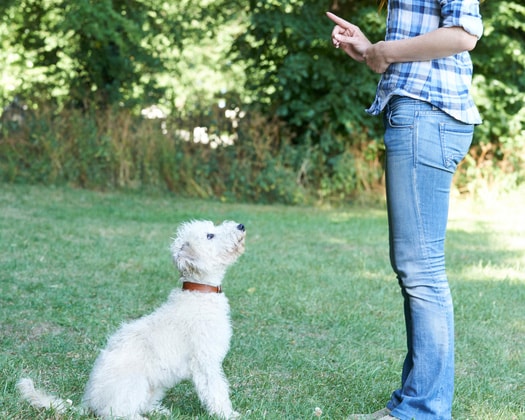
[326,11,352,29]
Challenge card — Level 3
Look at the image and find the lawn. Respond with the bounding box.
[1,184,524,419]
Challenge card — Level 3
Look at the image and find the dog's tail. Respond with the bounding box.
[17,377,73,413]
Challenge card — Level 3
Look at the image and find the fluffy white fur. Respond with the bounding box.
[18,220,246,419]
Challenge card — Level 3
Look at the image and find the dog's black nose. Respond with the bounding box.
[237,224,245,232]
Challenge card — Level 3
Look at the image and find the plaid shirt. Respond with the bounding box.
[367,0,484,124]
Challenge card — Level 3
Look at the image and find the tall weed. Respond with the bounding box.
[2,104,517,204]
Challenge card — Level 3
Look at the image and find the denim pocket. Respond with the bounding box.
[386,97,415,129]
[439,122,474,170]
[387,110,414,128]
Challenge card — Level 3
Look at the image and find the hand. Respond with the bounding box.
[326,12,372,63]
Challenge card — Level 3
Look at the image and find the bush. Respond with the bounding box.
[1,105,390,204]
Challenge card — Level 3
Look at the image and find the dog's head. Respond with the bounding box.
[171,220,246,279]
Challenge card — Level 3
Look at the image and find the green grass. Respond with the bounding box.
[1,185,524,420]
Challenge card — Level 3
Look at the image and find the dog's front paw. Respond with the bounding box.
[229,410,240,419]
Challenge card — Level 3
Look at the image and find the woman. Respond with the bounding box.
[327,1,483,419]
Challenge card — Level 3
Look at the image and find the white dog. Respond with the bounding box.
[18,220,246,419]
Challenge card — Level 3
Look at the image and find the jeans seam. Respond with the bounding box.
[413,114,432,272]
[413,111,418,169]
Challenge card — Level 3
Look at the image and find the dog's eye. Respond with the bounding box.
[207,233,215,240]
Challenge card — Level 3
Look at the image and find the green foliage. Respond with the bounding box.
[0,0,244,110]
[467,1,525,190]
[0,104,391,204]
[0,107,313,203]
[1,0,164,108]
[0,0,524,202]
[233,0,525,194]
[234,1,385,151]
[229,0,391,201]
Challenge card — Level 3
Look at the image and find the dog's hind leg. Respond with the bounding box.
[83,373,155,420]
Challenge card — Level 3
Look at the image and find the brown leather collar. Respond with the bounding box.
[182,281,222,294]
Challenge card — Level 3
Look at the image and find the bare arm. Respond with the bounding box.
[327,12,479,74]
[364,27,479,73]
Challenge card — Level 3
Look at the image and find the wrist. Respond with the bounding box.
[374,41,391,64]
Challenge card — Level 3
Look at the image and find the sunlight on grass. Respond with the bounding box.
[1,185,523,420]
[449,188,525,285]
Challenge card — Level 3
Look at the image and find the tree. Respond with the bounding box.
[470,1,525,177]
[1,0,523,198]
[233,0,386,153]
[0,0,244,111]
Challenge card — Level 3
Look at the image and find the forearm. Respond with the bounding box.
[368,27,478,65]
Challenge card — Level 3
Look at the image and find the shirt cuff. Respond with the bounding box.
[456,15,484,39]
[442,0,484,39]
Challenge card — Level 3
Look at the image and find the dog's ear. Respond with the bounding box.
[173,242,198,273]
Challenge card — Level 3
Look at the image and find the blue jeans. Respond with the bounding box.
[382,96,473,420]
